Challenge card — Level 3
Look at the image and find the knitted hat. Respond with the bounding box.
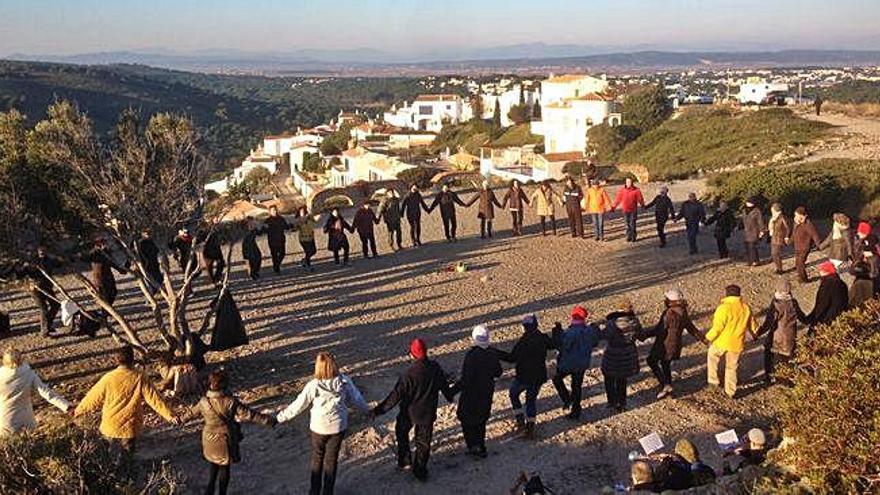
[665,288,684,302]
[858,222,872,236]
[472,325,490,348]
[571,305,589,321]
[674,439,699,464]
[409,338,427,359]
[775,277,791,295]
[522,314,537,326]
[818,260,836,276]
[748,428,766,448]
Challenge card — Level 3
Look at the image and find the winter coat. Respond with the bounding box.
[373,358,455,425]
[352,207,379,235]
[756,297,805,357]
[584,186,613,214]
[75,366,174,439]
[562,185,584,212]
[293,215,316,242]
[429,191,466,218]
[599,311,641,379]
[189,390,273,465]
[378,197,402,227]
[136,238,161,279]
[807,275,849,326]
[857,233,879,258]
[676,200,706,227]
[241,230,262,262]
[323,215,352,251]
[645,194,674,222]
[705,296,756,354]
[264,215,289,249]
[277,374,370,435]
[849,276,875,308]
[504,324,554,386]
[502,186,530,211]
[769,215,791,246]
[88,247,125,293]
[469,189,502,220]
[530,188,558,217]
[169,234,194,269]
[0,364,70,436]
[202,232,223,260]
[820,230,853,262]
[451,346,502,424]
[706,209,736,239]
[640,302,705,361]
[791,219,821,253]
[742,207,765,243]
[401,191,428,222]
[554,321,601,373]
[612,186,645,213]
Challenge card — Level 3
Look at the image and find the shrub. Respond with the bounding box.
[775,299,880,493]
[621,85,672,134]
[397,166,441,189]
[492,124,542,147]
[586,123,639,163]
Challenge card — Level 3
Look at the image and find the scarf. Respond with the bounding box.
[769,210,782,237]
[832,221,846,240]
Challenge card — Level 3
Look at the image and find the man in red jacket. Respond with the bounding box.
[611,178,646,243]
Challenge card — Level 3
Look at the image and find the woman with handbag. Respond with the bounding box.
[276,352,371,495]
[185,370,275,495]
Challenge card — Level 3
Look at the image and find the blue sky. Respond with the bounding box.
[1,0,878,55]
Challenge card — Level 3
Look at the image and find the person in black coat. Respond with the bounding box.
[168,229,195,273]
[400,184,429,247]
[323,208,352,266]
[352,201,380,258]
[378,189,404,251]
[599,303,642,413]
[136,229,163,293]
[562,177,585,238]
[241,218,263,280]
[428,184,467,242]
[806,261,849,331]
[675,193,707,255]
[645,186,675,248]
[200,229,226,284]
[263,205,289,274]
[705,201,736,259]
[16,247,63,336]
[501,314,554,438]
[450,325,502,458]
[87,237,128,306]
[373,339,456,481]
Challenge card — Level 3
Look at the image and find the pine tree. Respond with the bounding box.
[492,99,501,128]
[533,101,542,120]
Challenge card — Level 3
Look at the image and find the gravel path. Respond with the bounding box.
[798,110,880,162]
[1,179,831,494]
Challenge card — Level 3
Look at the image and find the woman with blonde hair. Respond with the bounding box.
[0,346,71,436]
[276,352,370,495]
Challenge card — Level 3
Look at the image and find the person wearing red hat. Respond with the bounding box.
[550,306,600,419]
[805,261,849,331]
[372,338,456,481]
[855,221,879,281]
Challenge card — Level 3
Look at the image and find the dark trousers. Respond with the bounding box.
[31,289,60,335]
[763,346,791,383]
[603,375,628,409]
[771,243,785,273]
[205,462,230,495]
[795,250,810,282]
[539,215,556,235]
[510,210,524,235]
[395,414,433,479]
[480,218,494,238]
[246,256,261,280]
[566,207,584,237]
[624,212,638,242]
[685,223,699,254]
[656,219,668,246]
[647,354,673,386]
[300,240,317,267]
[269,243,285,273]
[744,241,760,265]
[386,224,403,249]
[509,379,540,420]
[358,232,377,258]
[98,284,118,306]
[551,370,585,413]
[332,245,350,265]
[461,421,487,452]
[205,257,226,283]
[310,430,345,495]
[716,236,729,259]
[441,213,457,240]
[408,218,422,246]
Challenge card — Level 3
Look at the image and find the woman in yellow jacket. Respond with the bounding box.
[582,179,612,241]
[530,181,562,236]
[704,285,758,399]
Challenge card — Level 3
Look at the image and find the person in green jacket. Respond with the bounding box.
[378,189,404,251]
[292,206,319,270]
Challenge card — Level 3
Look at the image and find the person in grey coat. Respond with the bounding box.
[675,193,706,255]
[741,198,766,266]
[754,278,806,385]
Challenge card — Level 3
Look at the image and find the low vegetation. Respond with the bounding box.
[491,124,543,147]
[815,80,880,104]
[429,119,495,155]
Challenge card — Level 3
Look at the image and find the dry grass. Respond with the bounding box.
[823,102,880,119]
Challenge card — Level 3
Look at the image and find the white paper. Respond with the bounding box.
[639,432,664,455]
[715,429,739,449]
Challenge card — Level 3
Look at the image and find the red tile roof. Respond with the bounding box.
[540,152,586,163]
[415,94,460,102]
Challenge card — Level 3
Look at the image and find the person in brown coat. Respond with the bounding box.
[501,180,530,236]
[467,180,502,239]
[741,198,766,266]
[184,370,275,495]
[791,207,822,283]
[529,181,561,236]
[755,278,806,385]
[768,203,792,274]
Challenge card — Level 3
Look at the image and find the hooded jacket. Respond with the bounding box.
[756,296,805,356]
[373,358,455,425]
[504,322,554,386]
[0,363,70,436]
[451,346,502,424]
[554,320,600,373]
[276,374,369,435]
[807,275,849,326]
[599,311,642,379]
[706,296,756,353]
[190,390,273,465]
[640,302,705,361]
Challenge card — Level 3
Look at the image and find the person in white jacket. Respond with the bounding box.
[0,346,71,436]
[276,352,370,495]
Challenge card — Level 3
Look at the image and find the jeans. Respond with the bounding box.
[509,379,541,420]
[205,462,230,495]
[707,345,741,397]
[603,375,628,409]
[310,430,346,495]
[461,421,487,451]
[591,213,605,240]
[656,218,668,246]
[685,223,699,254]
[480,218,494,238]
[510,210,524,236]
[624,211,638,242]
[269,242,285,273]
[551,370,585,413]
[395,414,433,479]
[441,213,457,240]
[358,232,377,258]
[300,240,317,267]
[408,217,422,246]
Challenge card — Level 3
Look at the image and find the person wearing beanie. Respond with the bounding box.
[638,289,708,399]
[598,300,642,413]
[675,438,717,487]
[372,338,456,481]
[610,177,646,243]
[740,198,766,267]
[500,314,554,438]
[768,203,792,275]
[551,306,600,419]
[723,428,767,474]
[705,201,736,259]
[849,261,875,308]
[791,207,822,283]
[855,221,879,281]
[449,325,503,458]
[645,185,675,248]
[819,213,853,271]
[705,285,757,398]
[755,278,807,385]
[805,261,849,330]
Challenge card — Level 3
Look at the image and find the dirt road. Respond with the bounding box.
[798,110,880,162]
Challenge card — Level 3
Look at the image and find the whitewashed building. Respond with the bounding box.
[480,84,536,127]
[737,77,790,104]
[204,146,278,195]
[383,94,469,132]
[331,146,415,187]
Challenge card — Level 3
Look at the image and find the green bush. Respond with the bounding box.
[708,159,880,219]
[622,85,673,134]
[397,166,441,189]
[775,299,880,493]
[491,124,542,147]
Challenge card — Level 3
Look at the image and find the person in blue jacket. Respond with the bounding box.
[550,305,600,420]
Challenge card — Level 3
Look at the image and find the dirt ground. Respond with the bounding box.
[1,179,831,494]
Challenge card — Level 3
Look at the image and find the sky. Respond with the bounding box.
[1,0,879,56]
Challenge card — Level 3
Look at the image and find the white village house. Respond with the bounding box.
[737,77,790,104]
[480,84,537,127]
[383,94,469,132]
[329,146,416,188]
[205,145,278,195]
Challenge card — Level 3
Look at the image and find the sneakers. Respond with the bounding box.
[656,384,673,399]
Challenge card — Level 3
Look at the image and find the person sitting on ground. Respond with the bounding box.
[723,428,767,474]
[156,351,201,398]
[674,438,717,487]
[598,300,641,413]
[0,346,71,437]
[630,453,693,493]
[755,278,807,386]
[500,314,554,439]
[551,306,600,420]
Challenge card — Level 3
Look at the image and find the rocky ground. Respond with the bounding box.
[797,109,880,162]
[1,179,832,494]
